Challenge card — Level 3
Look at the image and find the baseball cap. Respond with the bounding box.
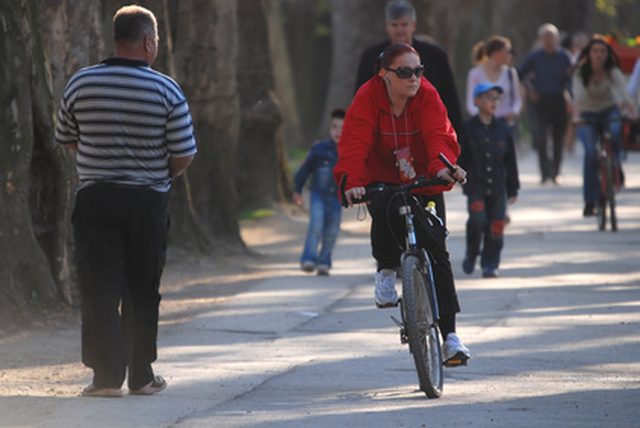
[473,82,504,99]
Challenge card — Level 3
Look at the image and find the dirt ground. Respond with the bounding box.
[0,204,310,399]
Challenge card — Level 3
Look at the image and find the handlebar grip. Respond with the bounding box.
[438,153,456,173]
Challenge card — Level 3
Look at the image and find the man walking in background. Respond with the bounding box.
[518,23,572,184]
[55,5,197,397]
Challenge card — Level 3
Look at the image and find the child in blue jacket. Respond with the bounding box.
[293,109,345,275]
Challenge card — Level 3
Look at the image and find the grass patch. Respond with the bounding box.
[239,208,276,221]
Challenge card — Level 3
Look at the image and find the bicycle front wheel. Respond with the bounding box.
[401,255,443,398]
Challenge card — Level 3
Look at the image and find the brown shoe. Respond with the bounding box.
[81,384,123,398]
[129,375,167,395]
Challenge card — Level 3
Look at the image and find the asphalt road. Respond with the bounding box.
[1,149,639,427]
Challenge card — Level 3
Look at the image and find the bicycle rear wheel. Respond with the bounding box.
[600,156,617,232]
[401,254,443,398]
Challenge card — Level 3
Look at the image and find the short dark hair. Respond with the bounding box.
[331,109,346,119]
[113,5,157,43]
[385,1,416,21]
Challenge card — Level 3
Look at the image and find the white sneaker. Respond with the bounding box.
[374,269,398,308]
[443,332,470,366]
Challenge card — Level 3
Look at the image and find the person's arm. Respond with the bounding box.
[333,90,376,192]
[166,98,197,176]
[355,48,375,93]
[431,49,466,147]
[419,80,462,188]
[627,59,640,100]
[510,67,524,115]
[294,150,314,194]
[571,73,585,123]
[504,131,520,201]
[465,67,480,116]
[458,121,480,197]
[611,67,637,117]
[169,155,194,178]
[517,51,534,80]
[54,93,79,151]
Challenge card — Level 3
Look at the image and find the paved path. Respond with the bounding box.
[1,149,639,427]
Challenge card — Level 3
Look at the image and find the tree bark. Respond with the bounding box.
[169,0,243,244]
[236,0,290,211]
[318,0,387,137]
[265,0,304,148]
[0,0,61,312]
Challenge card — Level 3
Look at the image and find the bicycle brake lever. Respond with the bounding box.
[438,153,457,174]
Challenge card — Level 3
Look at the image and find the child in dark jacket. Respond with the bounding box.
[293,109,345,276]
[460,83,520,278]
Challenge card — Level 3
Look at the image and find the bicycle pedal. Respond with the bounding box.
[375,301,399,309]
[443,357,468,367]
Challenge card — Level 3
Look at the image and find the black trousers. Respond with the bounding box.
[532,93,568,181]
[72,184,169,389]
[368,191,460,318]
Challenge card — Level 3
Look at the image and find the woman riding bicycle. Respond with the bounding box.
[572,35,637,217]
[334,42,470,365]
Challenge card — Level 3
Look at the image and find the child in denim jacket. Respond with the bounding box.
[294,109,345,275]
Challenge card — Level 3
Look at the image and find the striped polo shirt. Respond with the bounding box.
[55,57,197,192]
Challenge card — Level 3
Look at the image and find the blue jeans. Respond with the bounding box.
[301,191,342,268]
[577,106,622,204]
[465,192,507,272]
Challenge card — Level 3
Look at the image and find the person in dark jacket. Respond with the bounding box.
[293,109,345,276]
[460,83,520,278]
[518,23,572,184]
[355,1,465,143]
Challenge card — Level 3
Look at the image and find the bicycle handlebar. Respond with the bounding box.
[339,153,460,208]
[339,175,450,208]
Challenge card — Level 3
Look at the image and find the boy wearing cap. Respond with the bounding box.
[460,83,520,278]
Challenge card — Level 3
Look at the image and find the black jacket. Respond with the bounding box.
[355,38,465,145]
[460,116,519,199]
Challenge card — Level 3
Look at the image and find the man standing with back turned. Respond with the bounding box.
[55,5,197,397]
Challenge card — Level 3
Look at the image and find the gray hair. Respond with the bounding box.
[537,23,559,38]
[385,1,416,22]
[113,5,158,43]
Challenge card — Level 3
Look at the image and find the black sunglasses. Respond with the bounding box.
[384,65,425,79]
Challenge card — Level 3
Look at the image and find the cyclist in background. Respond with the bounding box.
[572,35,637,217]
[334,42,470,365]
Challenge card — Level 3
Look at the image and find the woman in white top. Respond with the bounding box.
[573,35,637,216]
[466,36,522,125]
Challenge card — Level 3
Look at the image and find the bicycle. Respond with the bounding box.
[340,156,464,398]
[596,129,620,231]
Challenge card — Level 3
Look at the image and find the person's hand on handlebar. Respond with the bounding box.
[344,186,366,206]
[436,165,467,185]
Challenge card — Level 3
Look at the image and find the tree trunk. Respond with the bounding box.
[236,0,290,211]
[0,0,61,313]
[265,0,304,148]
[318,0,387,137]
[169,0,243,244]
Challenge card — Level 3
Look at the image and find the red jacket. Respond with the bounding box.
[334,76,460,195]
